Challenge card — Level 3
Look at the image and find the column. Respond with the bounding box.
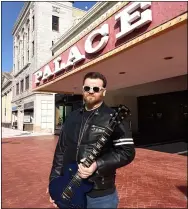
[13,38,18,74]
[29,10,32,62]
[24,31,27,65]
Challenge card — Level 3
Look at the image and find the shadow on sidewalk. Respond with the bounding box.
[177,186,187,198]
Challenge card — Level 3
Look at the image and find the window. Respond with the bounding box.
[18,61,20,71]
[27,50,29,61]
[32,16,34,31]
[25,75,29,90]
[23,35,24,51]
[18,41,20,55]
[52,41,54,56]
[52,15,59,31]
[32,41,34,56]
[22,56,24,67]
[20,79,24,93]
[28,27,30,42]
[41,101,53,129]
[16,83,19,95]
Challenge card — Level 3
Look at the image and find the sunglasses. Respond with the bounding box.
[83,86,105,93]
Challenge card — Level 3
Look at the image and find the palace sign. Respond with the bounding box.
[33,2,152,87]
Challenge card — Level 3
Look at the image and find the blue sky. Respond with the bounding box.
[1,1,96,72]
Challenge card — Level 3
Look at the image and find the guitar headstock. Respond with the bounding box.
[109,105,131,127]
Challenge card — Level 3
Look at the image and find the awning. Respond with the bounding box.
[24,101,34,110]
[12,106,18,112]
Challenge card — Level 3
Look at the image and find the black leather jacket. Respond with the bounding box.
[49,102,135,197]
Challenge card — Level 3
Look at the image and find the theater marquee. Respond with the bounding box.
[33,2,152,87]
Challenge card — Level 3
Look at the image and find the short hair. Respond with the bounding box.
[83,72,107,88]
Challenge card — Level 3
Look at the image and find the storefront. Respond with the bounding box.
[23,101,34,132]
[55,94,83,134]
[12,106,18,129]
[32,2,187,144]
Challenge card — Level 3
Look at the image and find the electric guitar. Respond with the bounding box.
[49,105,130,208]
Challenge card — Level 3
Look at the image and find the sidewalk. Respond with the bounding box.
[2,135,187,208]
[2,127,53,138]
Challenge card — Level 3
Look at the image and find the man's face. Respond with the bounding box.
[83,78,106,106]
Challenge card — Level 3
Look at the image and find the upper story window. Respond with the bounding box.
[16,83,19,95]
[52,15,59,32]
[27,49,29,62]
[28,27,30,42]
[32,15,35,31]
[32,41,34,56]
[18,61,20,71]
[52,41,54,56]
[25,75,29,90]
[20,79,24,93]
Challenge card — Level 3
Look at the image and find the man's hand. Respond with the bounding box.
[46,188,58,208]
[78,159,97,179]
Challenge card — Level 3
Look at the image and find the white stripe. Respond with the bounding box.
[113,138,133,143]
[176,150,188,154]
[114,142,134,146]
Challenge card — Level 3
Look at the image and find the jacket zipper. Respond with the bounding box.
[76,110,97,162]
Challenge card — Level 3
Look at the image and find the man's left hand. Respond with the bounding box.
[78,160,97,179]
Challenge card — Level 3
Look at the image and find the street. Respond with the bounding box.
[2,134,187,208]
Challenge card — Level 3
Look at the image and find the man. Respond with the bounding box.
[47,72,135,208]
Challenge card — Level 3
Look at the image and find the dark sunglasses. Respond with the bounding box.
[83,86,105,93]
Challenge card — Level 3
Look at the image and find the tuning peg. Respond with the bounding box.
[115,112,118,115]
[110,114,113,116]
[121,117,124,119]
[118,121,121,124]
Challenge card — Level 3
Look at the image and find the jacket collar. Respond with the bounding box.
[79,102,106,115]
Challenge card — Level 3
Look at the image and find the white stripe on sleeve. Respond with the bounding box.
[113,138,134,146]
[114,141,134,146]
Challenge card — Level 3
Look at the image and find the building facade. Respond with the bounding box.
[2,72,13,128]
[32,1,188,145]
[12,1,86,133]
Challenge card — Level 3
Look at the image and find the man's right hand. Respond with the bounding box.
[46,188,58,208]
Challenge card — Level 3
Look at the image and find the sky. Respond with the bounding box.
[1,1,96,72]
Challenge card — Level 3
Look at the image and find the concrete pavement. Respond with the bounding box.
[2,135,187,208]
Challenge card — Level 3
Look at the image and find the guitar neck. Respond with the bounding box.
[82,126,113,168]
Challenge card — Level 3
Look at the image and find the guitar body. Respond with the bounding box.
[49,163,93,208]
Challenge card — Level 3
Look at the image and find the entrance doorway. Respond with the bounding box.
[137,90,188,145]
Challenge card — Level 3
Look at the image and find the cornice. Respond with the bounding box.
[12,2,31,35]
[2,80,12,91]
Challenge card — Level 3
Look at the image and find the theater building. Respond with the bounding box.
[32,2,187,145]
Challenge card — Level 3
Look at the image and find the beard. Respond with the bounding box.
[83,94,102,106]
